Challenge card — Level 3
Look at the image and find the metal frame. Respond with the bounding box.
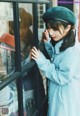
[0,0,49,3]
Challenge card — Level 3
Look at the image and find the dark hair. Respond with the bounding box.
[46,20,75,52]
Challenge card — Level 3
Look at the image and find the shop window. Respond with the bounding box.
[0,1,50,116]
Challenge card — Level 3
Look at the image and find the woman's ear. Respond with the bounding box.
[66,25,71,32]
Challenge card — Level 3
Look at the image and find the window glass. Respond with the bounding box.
[0,2,15,81]
[0,2,48,116]
[0,3,17,116]
[18,3,36,115]
[8,3,36,114]
[0,82,18,116]
[18,3,47,115]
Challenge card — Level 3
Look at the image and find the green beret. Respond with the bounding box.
[43,6,76,25]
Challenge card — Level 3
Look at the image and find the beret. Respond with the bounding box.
[43,6,76,25]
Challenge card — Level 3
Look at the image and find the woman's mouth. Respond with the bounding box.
[51,36,56,39]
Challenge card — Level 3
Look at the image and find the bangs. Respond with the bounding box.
[46,20,68,32]
[46,20,62,31]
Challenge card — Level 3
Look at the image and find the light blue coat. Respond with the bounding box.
[35,36,80,116]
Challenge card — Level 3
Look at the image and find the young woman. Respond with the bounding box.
[30,6,80,116]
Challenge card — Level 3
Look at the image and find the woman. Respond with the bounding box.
[30,6,80,116]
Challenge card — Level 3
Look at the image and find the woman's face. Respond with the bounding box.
[47,25,71,41]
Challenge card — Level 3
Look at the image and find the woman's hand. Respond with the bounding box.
[42,29,50,42]
[30,46,40,60]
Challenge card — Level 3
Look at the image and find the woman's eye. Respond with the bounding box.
[52,28,58,31]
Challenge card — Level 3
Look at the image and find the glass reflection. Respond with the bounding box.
[0,82,18,116]
[0,33,15,75]
[0,3,15,79]
[18,5,36,115]
[0,3,18,116]
[0,2,47,116]
[9,7,33,60]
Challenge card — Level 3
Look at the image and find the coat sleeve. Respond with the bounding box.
[35,49,79,85]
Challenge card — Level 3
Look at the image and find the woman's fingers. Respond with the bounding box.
[30,47,40,60]
[31,47,38,55]
[32,46,38,52]
[42,29,50,42]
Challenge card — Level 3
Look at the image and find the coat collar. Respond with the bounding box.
[54,39,63,54]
